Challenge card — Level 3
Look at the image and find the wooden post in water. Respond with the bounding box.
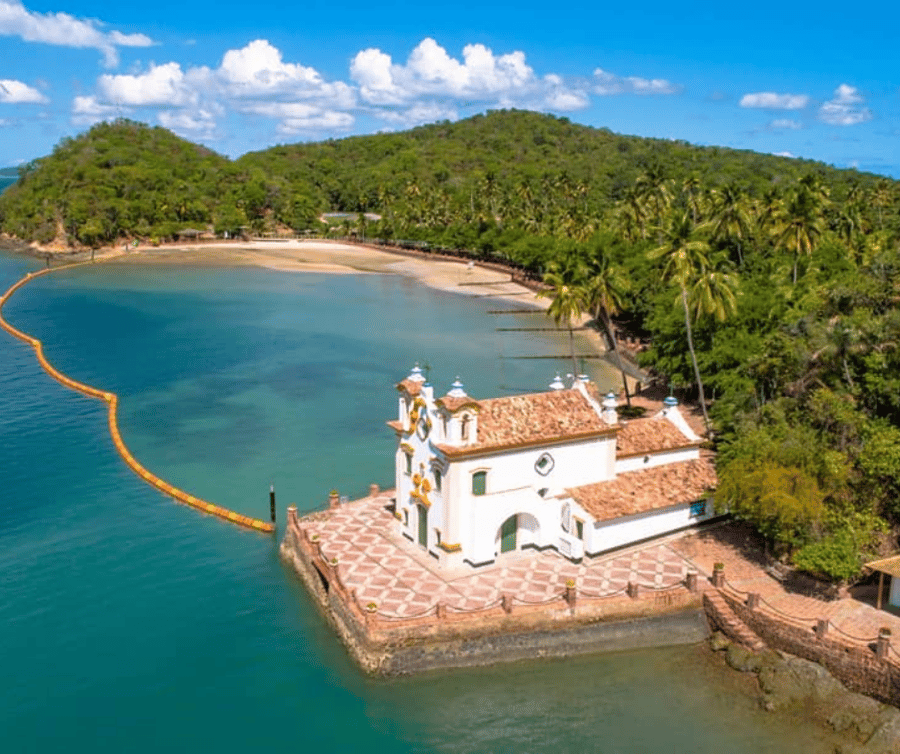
[269,484,276,523]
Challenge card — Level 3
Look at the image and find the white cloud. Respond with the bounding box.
[0,78,46,103]
[98,62,192,106]
[71,94,123,125]
[543,74,589,110]
[0,0,153,67]
[819,84,872,126]
[592,68,680,96]
[351,47,405,104]
[221,39,319,92]
[76,39,358,135]
[769,118,802,130]
[71,37,639,140]
[378,101,459,128]
[774,151,796,158]
[739,92,809,109]
[238,100,355,133]
[351,38,585,112]
[158,108,218,138]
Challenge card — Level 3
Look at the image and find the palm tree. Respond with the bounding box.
[538,268,589,377]
[635,166,673,241]
[870,179,893,231]
[772,185,825,284]
[681,175,703,225]
[584,256,632,405]
[710,185,753,267]
[648,214,738,434]
[617,186,648,241]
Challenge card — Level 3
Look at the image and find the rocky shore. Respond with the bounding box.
[709,631,900,753]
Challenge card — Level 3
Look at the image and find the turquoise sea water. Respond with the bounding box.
[0,174,16,193]
[0,251,842,753]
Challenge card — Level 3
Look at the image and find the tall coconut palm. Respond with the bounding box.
[710,184,753,267]
[635,166,673,241]
[648,214,737,434]
[773,185,825,284]
[682,175,703,225]
[538,269,589,377]
[584,256,632,405]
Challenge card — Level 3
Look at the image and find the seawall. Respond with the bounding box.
[279,504,708,676]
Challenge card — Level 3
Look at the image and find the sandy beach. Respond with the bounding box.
[10,237,641,390]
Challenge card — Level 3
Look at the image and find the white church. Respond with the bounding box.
[388,365,718,568]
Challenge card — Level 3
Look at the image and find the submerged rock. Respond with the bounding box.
[709,631,730,652]
[758,655,845,711]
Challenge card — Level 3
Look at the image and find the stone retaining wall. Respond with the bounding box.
[716,589,900,706]
[279,507,708,676]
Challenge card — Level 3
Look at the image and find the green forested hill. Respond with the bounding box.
[237,109,877,214]
[0,119,319,245]
[1,110,894,250]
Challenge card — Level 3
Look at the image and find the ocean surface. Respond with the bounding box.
[0,174,16,193]
[0,250,843,753]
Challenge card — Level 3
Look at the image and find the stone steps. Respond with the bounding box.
[704,591,766,652]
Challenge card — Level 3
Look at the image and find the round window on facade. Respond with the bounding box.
[535,452,555,476]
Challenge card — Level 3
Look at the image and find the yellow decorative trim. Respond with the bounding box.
[400,443,415,455]
[437,542,462,552]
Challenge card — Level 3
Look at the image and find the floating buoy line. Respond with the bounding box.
[0,263,275,534]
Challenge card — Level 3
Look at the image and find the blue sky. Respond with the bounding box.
[1,0,897,177]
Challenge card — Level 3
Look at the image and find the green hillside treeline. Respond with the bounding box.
[3,110,900,582]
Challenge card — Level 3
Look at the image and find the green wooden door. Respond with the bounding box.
[417,505,428,548]
[500,515,517,553]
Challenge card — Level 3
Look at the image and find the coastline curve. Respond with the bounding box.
[0,263,275,534]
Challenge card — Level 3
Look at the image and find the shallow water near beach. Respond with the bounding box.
[0,250,845,752]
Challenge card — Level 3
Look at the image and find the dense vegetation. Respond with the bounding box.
[3,110,900,581]
[0,120,320,245]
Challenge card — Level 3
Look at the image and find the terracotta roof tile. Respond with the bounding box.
[436,395,482,412]
[436,388,612,457]
[396,378,422,396]
[616,416,698,457]
[568,457,717,521]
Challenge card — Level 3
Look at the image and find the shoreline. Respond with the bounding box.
[2,237,641,392]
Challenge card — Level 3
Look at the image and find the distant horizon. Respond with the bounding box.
[0,2,897,178]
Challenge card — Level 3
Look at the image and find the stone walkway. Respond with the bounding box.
[304,494,692,618]
[671,523,900,647]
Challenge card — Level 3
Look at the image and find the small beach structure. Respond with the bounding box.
[388,365,718,569]
[865,554,900,610]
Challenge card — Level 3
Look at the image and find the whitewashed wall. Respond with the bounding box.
[615,445,699,474]
[586,497,714,555]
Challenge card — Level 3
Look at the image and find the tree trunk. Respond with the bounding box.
[598,308,631,406]
[568,326,578,378]
[682,286,711,435]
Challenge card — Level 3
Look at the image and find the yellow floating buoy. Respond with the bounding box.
[0,264,273,535]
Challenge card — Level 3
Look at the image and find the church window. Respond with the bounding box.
[434,469,442,492]
[575,519,584,540]
[535,452,555,476]
[404,453,412,475]
[461,414,470,441]
[472,470,487,496]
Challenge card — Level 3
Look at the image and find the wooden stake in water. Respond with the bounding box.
[269,484,276,523]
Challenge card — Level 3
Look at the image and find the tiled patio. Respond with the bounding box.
[302,493,693,618]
